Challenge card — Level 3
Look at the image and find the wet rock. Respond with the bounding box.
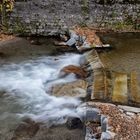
[101,115,108,132]
[52,80,88,98]
[60,65,87,78]
[60,34,68,42]
[83,109,101,123]
[11,118,39,140]
[66,117,83,129]
[66,38,77,47]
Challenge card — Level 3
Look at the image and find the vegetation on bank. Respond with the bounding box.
[0,0,139,34]
[0,0,15,31]
[0,0,14,12]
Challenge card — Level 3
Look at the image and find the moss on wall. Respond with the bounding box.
[81,0,89,16]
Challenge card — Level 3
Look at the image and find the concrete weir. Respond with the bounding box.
[84,50,140,107]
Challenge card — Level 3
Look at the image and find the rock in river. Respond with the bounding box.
[52,80,88,98]
[60,65,87,78]
[66,117,83,129]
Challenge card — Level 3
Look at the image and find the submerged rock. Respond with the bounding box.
[11,118,39,140]
[30,124,85,140]
[0,52,7,58]
[27,37,42,45]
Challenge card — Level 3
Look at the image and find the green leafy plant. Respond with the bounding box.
[0,0,15,12]
[12,17,26,34]
[0,0,15,29]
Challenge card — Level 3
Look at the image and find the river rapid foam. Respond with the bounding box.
[0,53,86,128]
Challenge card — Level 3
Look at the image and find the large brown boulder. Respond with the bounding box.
[60,65,87,78]
[52,80,88,98]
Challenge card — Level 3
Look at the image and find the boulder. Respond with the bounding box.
[66,117,83,129]
[60,65,87,78]
[84,109,101,123]
[52,80,88,98]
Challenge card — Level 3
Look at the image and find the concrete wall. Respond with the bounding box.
[8,0,140,35]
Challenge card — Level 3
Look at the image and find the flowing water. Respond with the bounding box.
[2,33,139,139]
[0,42,86,139]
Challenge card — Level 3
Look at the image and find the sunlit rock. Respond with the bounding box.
[60,65,87,78]
[52,80,88,98]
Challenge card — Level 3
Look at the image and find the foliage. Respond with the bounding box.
[81,0,89,16]
[12,17,26,34]
[0,0,15,30]
[0,0,15,12]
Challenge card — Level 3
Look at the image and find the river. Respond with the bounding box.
[0,38,85,140]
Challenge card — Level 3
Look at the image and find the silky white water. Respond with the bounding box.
[0,53,86,136]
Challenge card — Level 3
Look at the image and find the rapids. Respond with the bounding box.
[0,53,86,137]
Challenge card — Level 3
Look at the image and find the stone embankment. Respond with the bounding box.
[85,49,140,107]
[81,29,140,140]
[58,27,140,107]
